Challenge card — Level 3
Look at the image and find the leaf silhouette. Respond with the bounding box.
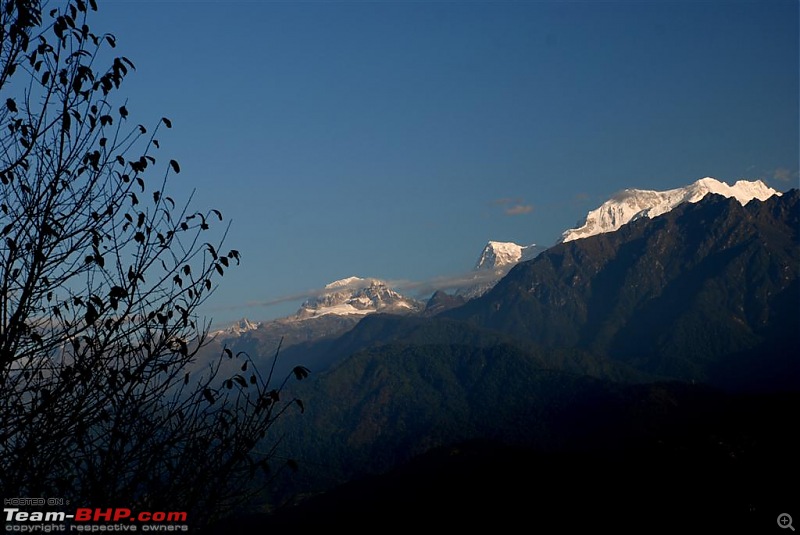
[292,366,311,380]
[85,303,99,325]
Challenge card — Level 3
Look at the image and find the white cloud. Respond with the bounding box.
[210,269,508,314]
[505,204,533,215]
[772,167,796,183]
[492,197,534,216]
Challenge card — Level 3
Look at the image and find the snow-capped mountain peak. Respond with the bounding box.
[295,276,422,319]
[475,241,538,271]
[561,177,780,243]
[210,317,261,338]
[454,240,541,299]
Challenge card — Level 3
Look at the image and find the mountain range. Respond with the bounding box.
[203,176,790,395]
[200,177,798,532]
[208,242,532,340]
[447,188,798,388]
[211,176,780,344]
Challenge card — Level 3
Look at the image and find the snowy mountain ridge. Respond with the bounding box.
[561,177,780,243]
[212,177,783,334]
[210,317,261,338]
[294,277,423,320]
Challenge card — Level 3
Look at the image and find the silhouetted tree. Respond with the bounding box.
[0,0,306,526]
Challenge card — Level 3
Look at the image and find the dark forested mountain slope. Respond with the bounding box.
[228,191,799,528]
[446,191,799,387]
[219,386,800,534]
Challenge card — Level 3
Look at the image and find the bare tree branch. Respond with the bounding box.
[0,1,305,527]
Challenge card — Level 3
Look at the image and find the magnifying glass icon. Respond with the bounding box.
[779,513,795,531]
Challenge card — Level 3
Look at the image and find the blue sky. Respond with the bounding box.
[92,0,798,325]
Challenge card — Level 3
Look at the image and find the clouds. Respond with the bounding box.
[211,290,321,312]
[388,268,509,296]
[771,167,796,183]
[209,269,507,318]
[492,197,533,216]
[741,166,797,186]
[505,204,534,215]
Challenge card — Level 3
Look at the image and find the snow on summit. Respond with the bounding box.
[324,276,368,290]
[295,277,422,319]
[210,317,261,338]
[454,241,541,299]
[475,241,538,271]
[561,177,780,243]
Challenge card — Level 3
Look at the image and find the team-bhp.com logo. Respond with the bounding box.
[4,507,188,531]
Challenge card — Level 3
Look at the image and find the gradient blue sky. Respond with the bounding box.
[92,0,798,326]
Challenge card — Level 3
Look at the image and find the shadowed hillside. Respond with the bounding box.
[205,191,799,531]
[447,191,799,387]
